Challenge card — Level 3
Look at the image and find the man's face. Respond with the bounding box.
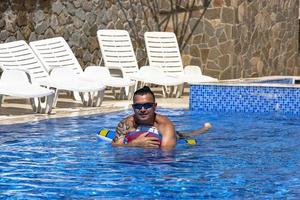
[132,93,157,123]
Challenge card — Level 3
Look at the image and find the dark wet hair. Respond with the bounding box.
[133,86,155,102]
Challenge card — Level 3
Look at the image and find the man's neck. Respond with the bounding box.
[134,115,155,127]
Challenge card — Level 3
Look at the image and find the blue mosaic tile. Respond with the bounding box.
[190,84,300,115]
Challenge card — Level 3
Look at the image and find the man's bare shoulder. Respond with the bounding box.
[155,113,176,140]
[155,113,173,125]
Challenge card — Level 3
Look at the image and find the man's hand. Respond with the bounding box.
[204,122,212,130]
[189,122,212,136]
[130,132,161,149]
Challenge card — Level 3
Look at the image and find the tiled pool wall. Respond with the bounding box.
[190,78,300,114]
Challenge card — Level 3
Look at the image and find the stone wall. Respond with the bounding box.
[0,0,117,67]
[0,0,299,79]
[181,0,300,79]
[232,0,299,78]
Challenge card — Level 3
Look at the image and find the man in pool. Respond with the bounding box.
[112,86,212,149]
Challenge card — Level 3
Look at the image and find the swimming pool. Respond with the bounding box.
[1,109,299,199]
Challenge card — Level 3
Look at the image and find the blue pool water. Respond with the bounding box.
[0,109,300,199]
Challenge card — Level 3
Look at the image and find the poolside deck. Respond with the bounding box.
[0,88,189,125]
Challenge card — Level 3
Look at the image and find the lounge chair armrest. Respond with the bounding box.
[139,65,180,79]
[134,65,169,80]
[1,68,35,84]
[184,65,202,75]
[83,66,111,80]
[0,69,32,84]
[85,65,132,81]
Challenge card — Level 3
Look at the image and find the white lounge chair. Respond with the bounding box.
[29,37,135,100]
[0,69,54,114]
[97,29,183,98]
[144,31,218,84]
[0,40,105,107]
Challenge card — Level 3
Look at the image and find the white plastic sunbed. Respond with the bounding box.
[97,29,183,98]
[29,37,135,100]
[144,31,218,84]
[0,40,105,107]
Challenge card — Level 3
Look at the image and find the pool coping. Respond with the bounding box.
[205,76,300,88]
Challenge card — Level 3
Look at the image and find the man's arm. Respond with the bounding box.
[190,122,212,136]
[176,122,212,139]
[158,116,177,149]
[111,119,132,146]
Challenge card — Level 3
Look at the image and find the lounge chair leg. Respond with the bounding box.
[123,87,129,99]
[73,91,82,101]
[162,86,174,98]
[92,90,105,107]
[80,92,92,106]
[80,90,104,107]
[127,85,135,100]
[0,95,3,106]
[162,86,167,97]
[134,81,140,92]
[30,97,40,113]
[171,86,175,98]
[119,87,125,100]
[30,93,54,114]
[39,93,54,114]
[52,89,59,107]
[175,84,184,98]
[111,88,116,99]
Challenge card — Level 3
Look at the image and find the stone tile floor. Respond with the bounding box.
[0,88,189,125]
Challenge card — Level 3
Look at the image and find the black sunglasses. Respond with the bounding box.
[132,102,155,110]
